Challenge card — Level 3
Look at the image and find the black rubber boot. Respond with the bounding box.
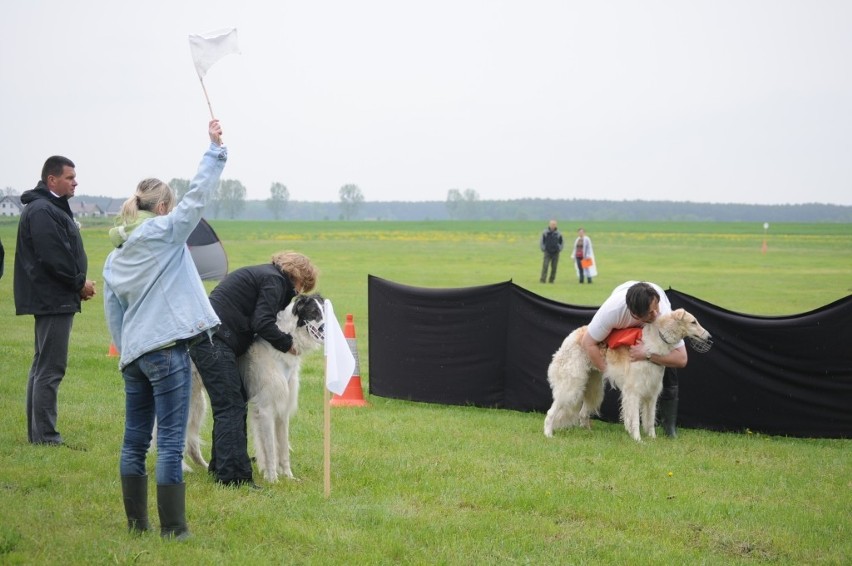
[658,397,679,438]
[121,475,150,533]
[157,483,190,540]
[658,368,679,438]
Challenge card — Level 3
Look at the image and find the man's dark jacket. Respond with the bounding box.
[209,263,297,357]
[14,183,88,315]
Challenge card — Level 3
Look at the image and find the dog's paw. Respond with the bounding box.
[262,471,279,483]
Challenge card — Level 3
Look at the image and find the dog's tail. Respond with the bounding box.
[184,366,210,470]
[185,434,208,470]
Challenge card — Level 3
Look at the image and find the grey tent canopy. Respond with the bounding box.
[188,218,228,280]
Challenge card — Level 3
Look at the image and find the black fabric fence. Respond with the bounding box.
[368,275,852,438]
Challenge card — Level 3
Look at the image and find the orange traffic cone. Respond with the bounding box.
[331,313,368,407]
[108,342,119,357]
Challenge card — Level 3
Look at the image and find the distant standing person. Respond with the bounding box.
[539,220,563,283]
[14,155,96,446]
[573,227,596,284]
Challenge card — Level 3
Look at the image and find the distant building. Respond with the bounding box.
[0,195,23,216]
[102,198,124,216]
[69,200,104,217]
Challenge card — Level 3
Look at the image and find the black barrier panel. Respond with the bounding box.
[667,290,852,438]
[368,276,510,407]
[368,275,852,438]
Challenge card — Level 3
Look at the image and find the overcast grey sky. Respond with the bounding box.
[2,1,851,205]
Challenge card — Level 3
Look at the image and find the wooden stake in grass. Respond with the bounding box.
[322,299,356,498]
[324,385,331,498]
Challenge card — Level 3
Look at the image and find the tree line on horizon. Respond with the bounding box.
[4,183,850,223]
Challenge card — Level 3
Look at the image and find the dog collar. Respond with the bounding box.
[658,328,676,345]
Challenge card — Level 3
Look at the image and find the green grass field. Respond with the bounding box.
[0,219,850,564]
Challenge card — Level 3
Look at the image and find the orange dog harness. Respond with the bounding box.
[605,327,643,349]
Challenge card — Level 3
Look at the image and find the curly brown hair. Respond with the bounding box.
[271,251,318,293]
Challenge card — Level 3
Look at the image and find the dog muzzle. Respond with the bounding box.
[687,335,713,353]
[306,321,325,342]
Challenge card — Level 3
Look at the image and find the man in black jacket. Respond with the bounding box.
[190,251,318,487]
[539,219,563,283]
[14,155,96,446]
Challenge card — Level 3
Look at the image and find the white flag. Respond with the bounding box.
[188,28,240,78]
[324,300,356,396]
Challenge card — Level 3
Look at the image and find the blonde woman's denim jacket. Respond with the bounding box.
[103,143,227,369]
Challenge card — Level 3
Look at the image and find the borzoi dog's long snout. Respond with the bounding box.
[687,333,713,353]
[296,296,325,343]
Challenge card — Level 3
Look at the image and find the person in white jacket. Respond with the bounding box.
[573,227,597,284]
[103,120,226,540]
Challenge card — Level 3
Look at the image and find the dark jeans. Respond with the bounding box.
[27,314,74,444]
[120,344,192,484]
[575,257,592,283]
[189,335,253,484]
[540,252,559,282]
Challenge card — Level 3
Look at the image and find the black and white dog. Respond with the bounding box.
[184,294,325,482]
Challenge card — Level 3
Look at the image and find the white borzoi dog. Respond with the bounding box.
[183,294,325,482]
[543,308,711,442]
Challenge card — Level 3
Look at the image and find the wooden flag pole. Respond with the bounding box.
[199,76,215,119]
[324,374,332,498]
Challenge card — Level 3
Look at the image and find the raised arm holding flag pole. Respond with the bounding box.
[188,27,240,119]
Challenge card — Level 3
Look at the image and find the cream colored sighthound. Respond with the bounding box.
[544,309,711,442]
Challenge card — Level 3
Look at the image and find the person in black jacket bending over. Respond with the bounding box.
[189,251,318,488]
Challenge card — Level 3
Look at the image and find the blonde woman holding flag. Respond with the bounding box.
[103,120,226,539]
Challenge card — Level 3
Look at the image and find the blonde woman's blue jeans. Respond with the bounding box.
[120,345,191,485]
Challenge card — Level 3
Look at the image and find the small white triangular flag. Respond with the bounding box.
[188,28,240,78]
[323,299,356,396]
